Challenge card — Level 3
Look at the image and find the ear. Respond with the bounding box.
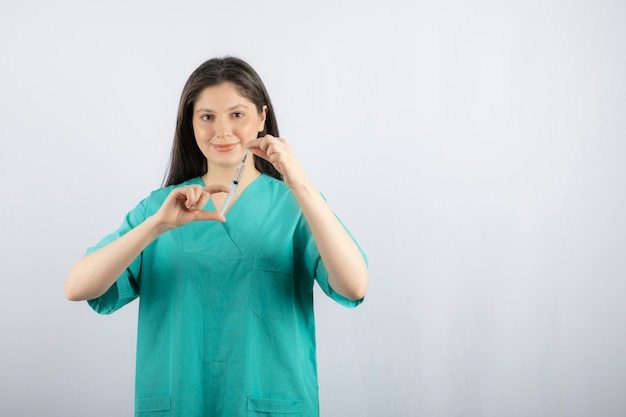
[258,105,268,132]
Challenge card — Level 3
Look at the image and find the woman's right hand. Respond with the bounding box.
[153,184,229,232]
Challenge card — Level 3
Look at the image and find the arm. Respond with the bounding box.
[65,184,228,301]
[247,136,368,301]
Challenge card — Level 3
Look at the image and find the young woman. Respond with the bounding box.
[65,56,368,417]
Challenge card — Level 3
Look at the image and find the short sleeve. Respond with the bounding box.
[298,212,367,308]
[86,198,148,315]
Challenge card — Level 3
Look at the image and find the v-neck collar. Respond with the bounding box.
[189,175,270,255]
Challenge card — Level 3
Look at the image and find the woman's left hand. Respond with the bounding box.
[246,135,306,187]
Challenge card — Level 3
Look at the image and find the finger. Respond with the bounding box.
[250,135,276,152]
[246,138,263,149]
[203,184,231,194]
[262,135,275,152]
[247,146,268,161]
[194,190,211,210]
[185,186,200,209]
[191,210,226,222]
[188,185,226,210]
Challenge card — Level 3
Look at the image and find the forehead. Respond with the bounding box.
[194,82,253,109]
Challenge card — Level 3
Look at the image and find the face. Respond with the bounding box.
[192,82,266,167]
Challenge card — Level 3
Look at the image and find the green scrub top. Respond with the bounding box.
[87,174,365,417]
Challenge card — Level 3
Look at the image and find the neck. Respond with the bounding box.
[202,156,261,188]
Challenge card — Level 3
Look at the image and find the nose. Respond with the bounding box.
[215,115,232,139]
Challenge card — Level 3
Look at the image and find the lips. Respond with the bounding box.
[212,143,239,152]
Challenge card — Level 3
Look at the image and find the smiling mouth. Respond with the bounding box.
[212,143,240,152]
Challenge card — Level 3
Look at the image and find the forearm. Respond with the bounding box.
[64,216,164,301]
[290,176,368,300]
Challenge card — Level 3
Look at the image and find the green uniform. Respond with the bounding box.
[87,174,365,417]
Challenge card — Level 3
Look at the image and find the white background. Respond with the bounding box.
[1,0,625,416]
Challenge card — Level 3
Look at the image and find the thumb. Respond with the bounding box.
[191,210,226,222]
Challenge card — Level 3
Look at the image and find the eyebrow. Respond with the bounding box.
[195,104,250,113]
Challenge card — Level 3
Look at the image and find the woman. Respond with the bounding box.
[65,56,368,417]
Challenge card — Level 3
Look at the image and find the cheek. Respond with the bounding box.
[192,123,211,141]
[241,129,259,145]
[236,130,248,143]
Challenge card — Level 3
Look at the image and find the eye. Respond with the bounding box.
[201,114,214,121]
[232,112,244,119]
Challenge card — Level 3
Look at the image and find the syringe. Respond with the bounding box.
[219,149,250,216]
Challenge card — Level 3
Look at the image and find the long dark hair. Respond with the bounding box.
[163,57,282,186]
